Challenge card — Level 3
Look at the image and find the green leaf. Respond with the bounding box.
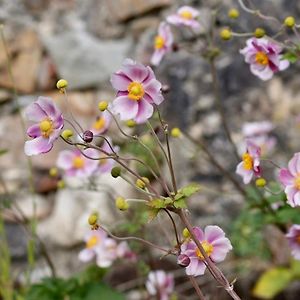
[291,259,300,278]
[179,183,201,198]
[81,283,125,300]
[282,52,298,63]
[147,208,160,222]
[274,206,300,224]
[252,267,293,299]
[173,198,187,208]
[0,149,8,156]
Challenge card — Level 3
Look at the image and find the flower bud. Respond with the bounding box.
[255,178,266,188]
[220,28,232,40]
[228,8,239,19]
[136,177,150,189]
[61,129,73,140]
[88,213,98,226]
[56,79,68,90]
[83,130,93,143]
[254,28,265,38]
[98,101,108,112]
[171,127,182,138]
[57,180,65,189]
[126,120,136,128]
[115,197,129,211]
[177,254,190,267]
[284,16,295,28]
[182,228,190,239]
[111,166,121,178]
[49,167,58,177]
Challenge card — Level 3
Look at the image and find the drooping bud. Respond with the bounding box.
[228,8,239,19]
[111,166,121,178]
[220,28,232,40]
[255,178,267,188]
[254,28,265,38]
[125,120,136,128]
[61,129,73,140]
[88,213,98,226]
[98,101,108,112]
[56,79,68,90]
[83,130,93,143]
[177,254,191,267]
[136,177,150,189]
[284,16,295,28]
[115,197,129,211]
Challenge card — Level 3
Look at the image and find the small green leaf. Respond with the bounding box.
[147,208,160,222]
[148,199,166,209]
[0,149,8,156]
[282,52,298,63]
[252,267,293,299]
[174,198,187,208]
[179,183,201,198]
[291,259,300,278]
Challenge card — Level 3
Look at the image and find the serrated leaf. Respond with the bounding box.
[252,267,293,299]
[179,183,201,198]
[174,192,184,201]
[174,198,187,208]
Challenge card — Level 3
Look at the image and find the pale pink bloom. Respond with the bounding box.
[56,148,99,177]
[90,111,111,135]
[146,270,174,300]
[240,38,289,81]
[117,241,137,262]
[236,140,261,184]
[151,22,173,66]
[95,138,118,174]
[286,225,300,260]
[279,153,300,207]
[180,226,232,277]
[167,6,200,29]
[24,97,63,156]
[110,59,164,123]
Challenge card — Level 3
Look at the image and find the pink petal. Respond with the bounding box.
[288,153,300,176]
[57,150,75,170]
[27,124,41,138]
[286,186,298,207]
[25,102,47,122]
[37,96,61,120]
[204,226,225,243]
[110,72,131,91]
[178,6,199,18]
[24,137,52,156]
[151,49,165,66]
[135,99,154,123]
[193,227,204,241]
[112,96,139,121]
[185,258,206,276]
[78,248,95,262]
[279,169,294,186]
[121,60,150,83]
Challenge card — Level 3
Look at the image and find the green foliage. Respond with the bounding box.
[24,266,124,300]
[0,149,8,156]
[282,51,298,63]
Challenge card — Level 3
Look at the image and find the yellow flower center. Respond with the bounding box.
[154,35,165,49]
[195,241,214,260]
[93,117,105,130]
[127,82,145,101]
[73,156,84,169]
[242,153,253,171]
[86,235,99,248]
[294,175,300,190]
[255,51,269,65]
[39,119,53,138]
[180,10,193,20]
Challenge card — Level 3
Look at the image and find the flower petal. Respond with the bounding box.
[24,137,52,156]
[135,99,154,123]
[112,96,139,121]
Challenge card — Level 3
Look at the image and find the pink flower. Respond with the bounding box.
[90,111,111,135]
[236,140,261,184]
[279,153,300,207]
[24,97,63,156]
[56,148,99,177]
[146,270,174,300]
[110,59,164,123]
[240,38,289,81]
[167,6,200,29]
[286,225,300,260]
[180,226,232,277]
[151,22,173,66]
[95,138,118,174]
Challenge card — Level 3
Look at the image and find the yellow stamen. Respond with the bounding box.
[73,156,84,169]
[154,35,165,49]
[242,153,253,171]
[39,119,53,138]
[195,241,214,260]
[127,82,145,101]
[255,51,269,65]
[93,117,105,130]
[180,10,193,20]
[294,175,300,190]
[86,235,99,248]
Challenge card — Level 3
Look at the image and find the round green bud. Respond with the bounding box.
[49,167,58,177]
[88,213,98,226]
[182,228,190,238]
[254,28,266,38]
[98,101,108,112]
[220,28,232,40]
[57,180,65,189]
[255,178,267,188]
[61,129,73,140]
[171,127,182,138]
[228,8,239,19]
[111,166,121,178]
[115,197,129,211]
[126,119,136,128]
[136,177,150,189]
[284,16,295,28]
[56,79,68,90]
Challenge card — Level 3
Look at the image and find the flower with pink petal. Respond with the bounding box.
[279,152,300,207]
[146,270,174,300]
[110,59,164,124]
[286,225,300,260]
[95,138,118,174]
[56,148,99,178]
[24,97,63,156]
[240,37,289,81]
[167,6,200,29]
[151,22,173,66]
[180,226,232,277]
[236,140,261,184]
[90,111,111,135]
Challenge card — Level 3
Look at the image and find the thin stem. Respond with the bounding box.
[189,276,207,300]
[163,209,180,247]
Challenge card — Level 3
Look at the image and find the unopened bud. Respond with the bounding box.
[98,101,108,112]
[88,213,98,226]
[254,28,265,38]
[111,166,121,178]
[49,167,58,177]
[284,16,295,28]
[177,254,190,267]
[57,180,65,189]
[56,79,68,90]
[182,228,190,239]
[255,178,266,188]
[115,197,129,211]
[61,129,73,140]
[171,127,182,138]
[220,28,232,40]
[126,120,136,128]
[228,8,239,19]
[83,130,93,143]
[136,177,150,189]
